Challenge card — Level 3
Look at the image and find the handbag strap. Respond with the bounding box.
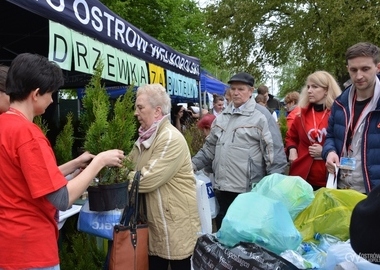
[135,193,147,224]
[119,171,141,226]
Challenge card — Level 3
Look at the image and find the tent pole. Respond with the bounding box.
[198,80,203,118]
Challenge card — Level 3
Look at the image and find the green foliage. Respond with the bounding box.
[183,123,205,157]
[278,108,288,145]
[83,97,109,154]
[81,59,137,183]
[79,61,110,136]
[59,217,106,270]
[54,112,74,165]
[33,115,49,136]
[205,0,380,89]
[59,89,78,99]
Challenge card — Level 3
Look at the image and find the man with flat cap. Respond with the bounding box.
[192,72,287,229]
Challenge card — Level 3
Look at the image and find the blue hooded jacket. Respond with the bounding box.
[322,76,380,193]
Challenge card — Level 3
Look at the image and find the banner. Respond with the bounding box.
[50,21,198,99]
[7,0,200,80]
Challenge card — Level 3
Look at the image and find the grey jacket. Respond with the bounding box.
[192,97,287,193]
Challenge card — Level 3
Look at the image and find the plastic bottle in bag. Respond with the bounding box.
[301,242,327,269]
[314,233,342,252]
[296,243,311,255]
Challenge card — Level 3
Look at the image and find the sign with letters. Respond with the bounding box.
[49,21,197,98]
[8,0,200,80]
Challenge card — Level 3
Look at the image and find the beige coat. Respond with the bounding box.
[129,116,201,260]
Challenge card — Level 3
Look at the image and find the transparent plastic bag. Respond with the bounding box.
[314,233,343,252]
[194,171,219,218]
[324,242,380,270]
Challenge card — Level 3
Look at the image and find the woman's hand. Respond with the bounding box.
[309,143,322,158]
[94,149,125,168]
[76,151,95,169]
[288,148,298,164]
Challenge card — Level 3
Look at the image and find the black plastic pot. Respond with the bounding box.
[87,182,128,211]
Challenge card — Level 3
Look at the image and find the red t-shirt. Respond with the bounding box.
[0,113,67,269]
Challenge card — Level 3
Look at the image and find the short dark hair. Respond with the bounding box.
[345,42,380,65]
[255,94,266,104]
[257,85,269,95]
[212,94,224,104]
[0,65,9,93]
[6,53,64,102]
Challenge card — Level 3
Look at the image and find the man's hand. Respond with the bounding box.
[326,151,339,174]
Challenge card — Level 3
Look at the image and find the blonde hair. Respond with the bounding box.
[136,84,171,115]
[298,71,342,109]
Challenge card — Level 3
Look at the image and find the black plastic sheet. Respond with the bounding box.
[192,234,299,270]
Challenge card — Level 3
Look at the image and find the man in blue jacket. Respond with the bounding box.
[322,42,380,194]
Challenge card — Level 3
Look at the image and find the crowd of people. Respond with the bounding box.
[1,41,380,269]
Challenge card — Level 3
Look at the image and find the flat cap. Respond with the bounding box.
[228,72,254,87]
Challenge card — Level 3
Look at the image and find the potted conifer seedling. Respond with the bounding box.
[80,60,136,211]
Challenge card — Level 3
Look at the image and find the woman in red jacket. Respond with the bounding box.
[285,71,341,190]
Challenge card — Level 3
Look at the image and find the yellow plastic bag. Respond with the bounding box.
[294,188,366,242]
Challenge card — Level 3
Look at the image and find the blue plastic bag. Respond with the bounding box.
[216,192,302,254]
[77,200,123,240]
[251,173,314,220]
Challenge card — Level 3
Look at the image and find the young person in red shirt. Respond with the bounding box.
[285,71,341,190]
[0,53,125,270]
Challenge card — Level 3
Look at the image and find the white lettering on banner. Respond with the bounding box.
[45,0,199,76]
[150,44,199,76]
[126,27,149,54]
[91,221,116,230]
[91,6,103,32]
[46,0,65,11]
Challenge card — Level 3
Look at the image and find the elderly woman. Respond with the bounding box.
[128,84,201,270]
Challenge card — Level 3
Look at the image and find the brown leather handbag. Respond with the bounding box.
[109,171,149,270]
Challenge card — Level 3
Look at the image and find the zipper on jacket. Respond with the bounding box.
[336,100,349,157]
[232,130,236,143]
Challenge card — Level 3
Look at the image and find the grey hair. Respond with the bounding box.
[136,84,171,115]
